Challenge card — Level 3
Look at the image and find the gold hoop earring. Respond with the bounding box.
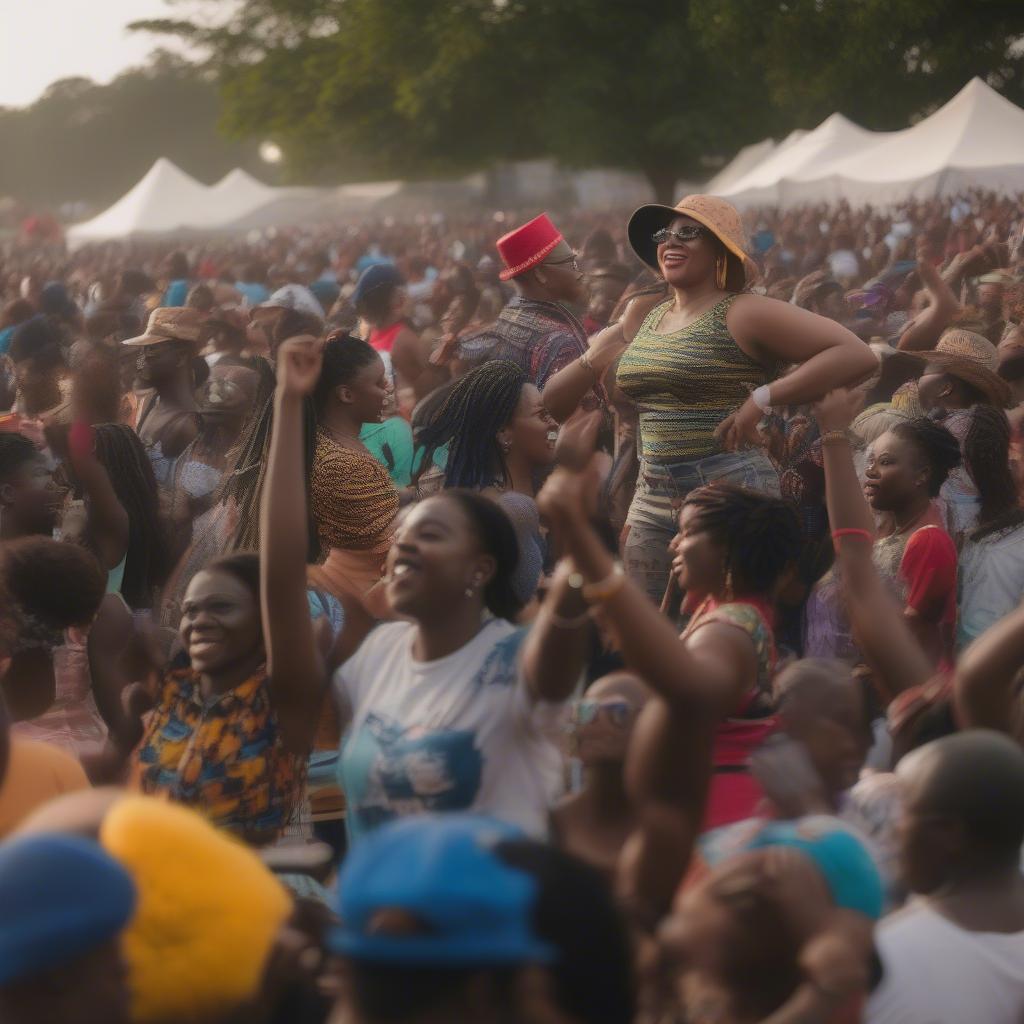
[715,255,728,291]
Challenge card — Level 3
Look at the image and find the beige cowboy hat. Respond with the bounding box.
[906,328,1013,408]
[627,194,757,290]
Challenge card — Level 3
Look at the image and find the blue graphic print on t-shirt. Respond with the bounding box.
[340,712,483,840]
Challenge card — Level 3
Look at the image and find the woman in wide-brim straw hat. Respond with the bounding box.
[910,327,1014,544]
[546,194,876,601]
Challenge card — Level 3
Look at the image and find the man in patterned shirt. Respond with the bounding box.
[459,214,600,407]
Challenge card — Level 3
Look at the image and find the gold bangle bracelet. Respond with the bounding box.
[581,562,625,604]
[820,430,850,445]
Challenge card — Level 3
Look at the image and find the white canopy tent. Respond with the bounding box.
[716,115,883,207]
[67,161,400,242]
[823,77,1024,204]
[706,137,776,195]
[67,158,213,245]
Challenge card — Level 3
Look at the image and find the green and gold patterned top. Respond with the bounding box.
[616,295,775,461]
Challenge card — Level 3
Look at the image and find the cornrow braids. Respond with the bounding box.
[414,360,527,490]
[682,483,801,596]
[890,418,961,497]
[93,423,171,610]
[963,405,1024,540]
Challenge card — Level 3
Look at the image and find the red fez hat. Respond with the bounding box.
[496,213,564,281]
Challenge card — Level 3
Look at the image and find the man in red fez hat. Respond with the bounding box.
[457,214,600,410]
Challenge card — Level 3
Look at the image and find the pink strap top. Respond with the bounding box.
[369,322,403,353]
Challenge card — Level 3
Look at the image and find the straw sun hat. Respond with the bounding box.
[627,194,757,290]
[908,328,1012,408]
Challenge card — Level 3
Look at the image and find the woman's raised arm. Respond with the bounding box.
[260,336,327,753]
[815,390,932,699]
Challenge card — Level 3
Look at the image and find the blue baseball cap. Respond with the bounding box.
[745,816,884,920]
[352,263,404,309]
[330,815,555,966]
[0,834,136,985]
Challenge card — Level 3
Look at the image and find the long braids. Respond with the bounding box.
[93,423,171,609]
[217,332,377,561]
[216,375,320,559]
[963,405,1024,540]
[414,360,527,489]
[683,484,801,596]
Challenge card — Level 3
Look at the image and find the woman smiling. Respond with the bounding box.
[263,336,591,842]
[88,343,328,843]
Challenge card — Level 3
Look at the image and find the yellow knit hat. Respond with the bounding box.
[100,797,293,1023]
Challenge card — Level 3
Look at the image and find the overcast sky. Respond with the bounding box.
[0,0,186,108]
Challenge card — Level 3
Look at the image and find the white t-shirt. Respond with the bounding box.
[334,618,566,842]
[867,899,1024,1024]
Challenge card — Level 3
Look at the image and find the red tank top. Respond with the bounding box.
[369,322,403,353]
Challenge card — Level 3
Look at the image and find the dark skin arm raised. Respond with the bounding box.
[954,602,1024,738]
[520,556,591,704]
[541,293,661,423]
[897,248,961,352]
[814,390,932,699]
[260,336,329,754]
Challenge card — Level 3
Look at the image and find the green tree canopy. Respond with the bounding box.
[134,0,778,202]
[132,0,1024,203]
[690,0,1024,128]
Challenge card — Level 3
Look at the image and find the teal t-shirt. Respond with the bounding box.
[360,417,414,487]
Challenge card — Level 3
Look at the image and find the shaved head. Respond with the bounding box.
[900,730,1024,870]
[776,658,857,714]
[775,659,869,797]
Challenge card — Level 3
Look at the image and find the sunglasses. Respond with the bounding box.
[571,699,635,729]
[544,252,581,272]
[653,225,707,246]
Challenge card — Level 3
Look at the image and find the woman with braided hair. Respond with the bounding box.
[957,405,1024,650]
[92,424,169,611]
[305,331,398,604]
[805,416,960,670]
[414,360,557,605]
[538,446,802,829]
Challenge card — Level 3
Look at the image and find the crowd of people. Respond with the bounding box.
[1,185,1023,1024]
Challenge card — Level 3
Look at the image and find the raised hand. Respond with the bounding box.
[554,408,602,471]
[276,335,324,398]
[812,388,864,434]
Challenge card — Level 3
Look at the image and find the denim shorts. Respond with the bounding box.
[623,448,781,603]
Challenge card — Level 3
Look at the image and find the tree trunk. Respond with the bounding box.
[643,166,678,205]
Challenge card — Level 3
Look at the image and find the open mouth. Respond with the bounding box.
[390,558,421,582]
[546,429,558,447]
[662,250,688,268]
